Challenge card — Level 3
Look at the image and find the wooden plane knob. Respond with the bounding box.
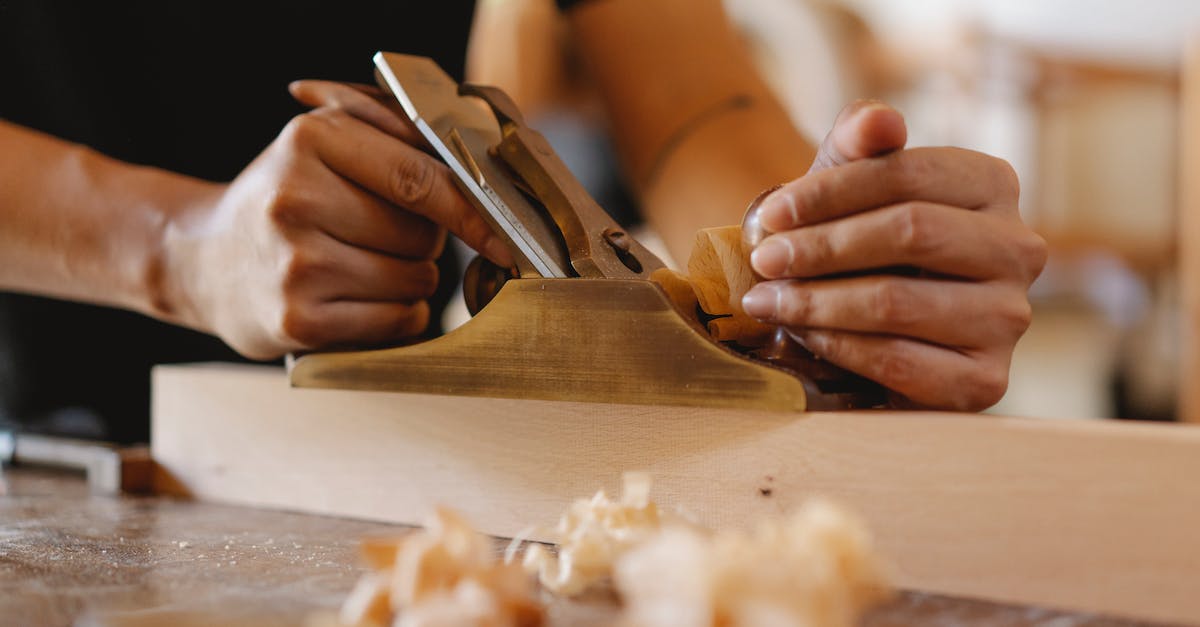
[741,187,814,362]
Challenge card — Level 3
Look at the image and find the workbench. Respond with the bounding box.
[0,467,1172,626]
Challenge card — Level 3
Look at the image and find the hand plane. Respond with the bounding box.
[287,52,888,411]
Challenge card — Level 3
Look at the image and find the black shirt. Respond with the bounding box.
[0,1,476,442]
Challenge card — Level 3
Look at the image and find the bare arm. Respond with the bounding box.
[0,120,216,321]
[0,93,510,359]
[563,0,815,262]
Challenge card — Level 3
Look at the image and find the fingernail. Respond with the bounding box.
[757,191,801,232]
[784,328,813,352]
[859,101,892,116]
[741,284,781,320]
[750,238,794,278]
[789,329,827,353]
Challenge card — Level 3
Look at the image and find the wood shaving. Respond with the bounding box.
[337,476,889,627]
[338,507,542,627]
[613,498,892,627]
[519,472,664,596]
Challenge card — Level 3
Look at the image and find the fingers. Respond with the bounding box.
[275,233,437,350]
[289,80,427,148]
[285,108,513,266]
[756,147,1021,233]
[810,100,907,172]
[733,98,1037,412]
[326,251,439,302]
[288,77,452,280]
[282,300,432,349]
[325,248,440,303]
[311,177,447,260]
[742,275,1032,349]
[281,233,440,304]
[748,100,905,235]
[788,329,1011,412]
[749,202,1045,282]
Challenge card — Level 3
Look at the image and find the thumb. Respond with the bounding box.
[810,100,907,173]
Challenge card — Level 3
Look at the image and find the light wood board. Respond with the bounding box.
[151,363,1200,624]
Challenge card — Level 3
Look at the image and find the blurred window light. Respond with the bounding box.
[840,0,1200,69]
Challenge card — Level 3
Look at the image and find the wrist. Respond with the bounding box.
[141,177,225,334]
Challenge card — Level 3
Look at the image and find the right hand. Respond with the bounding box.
[164,85,512,360]
[740,102,1045,411]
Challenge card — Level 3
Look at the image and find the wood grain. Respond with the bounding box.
[152,364,1200,625]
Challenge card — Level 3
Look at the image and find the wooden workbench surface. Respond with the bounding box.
[0,467,1172,627]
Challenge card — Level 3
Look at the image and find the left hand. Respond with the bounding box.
[160,80,511,359]
[741,101,1047,411]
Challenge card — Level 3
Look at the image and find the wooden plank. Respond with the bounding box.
[152,363,1200,624]
[1181,34,1200,423]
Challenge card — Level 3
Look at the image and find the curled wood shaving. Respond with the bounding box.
[613,498,892,627]
[520,472,664,596]
[338,507,542,627]
[338,477,889,627]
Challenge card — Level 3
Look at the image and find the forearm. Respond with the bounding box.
[639,102,815,262]
[565,0,815,261]
[0,120,218,326]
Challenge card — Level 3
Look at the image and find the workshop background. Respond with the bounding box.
[470,0,1200,422]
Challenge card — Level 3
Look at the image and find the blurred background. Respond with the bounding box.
[468,0,1200,422]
